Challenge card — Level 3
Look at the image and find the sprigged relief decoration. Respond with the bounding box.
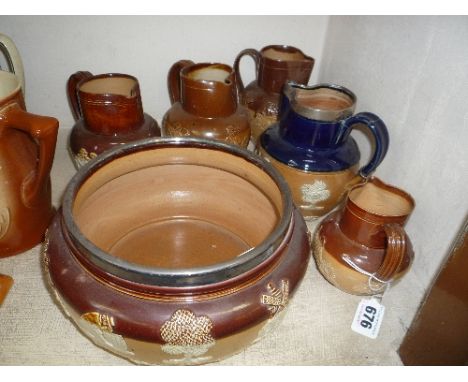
[160,309,215,362]
[75,148,98,168]
[79,311,134,356]
[261,279,289,315]
[300,180,330,210]
[81,312,115,333]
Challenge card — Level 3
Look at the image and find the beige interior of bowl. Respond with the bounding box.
[73,147,283,269]
[349,182,413,217]
[80,77,137,97]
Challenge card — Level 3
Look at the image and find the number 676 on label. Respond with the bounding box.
[351,298,385,339]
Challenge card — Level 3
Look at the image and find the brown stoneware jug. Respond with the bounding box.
[162,61,250,148]
[67,71,160,169]
[313,177,415,296]
[258,83,389,221]
[0,34,59,257]
[44,137,310,365]
[234,45,314,144]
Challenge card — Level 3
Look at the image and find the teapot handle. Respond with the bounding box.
[341,112,390,178]
[67,71,93,121]
[374,223,412,282]
[0,33,25,95]
[167,60,194,105]
[0,105,58,207]
[233,48,261,98]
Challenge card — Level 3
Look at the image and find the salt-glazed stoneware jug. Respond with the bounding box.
[234,45,315,144]
[67,71,160,169]
[43,137,310,365]
[0,33,59,258]
[313,177,415,295]
[258,82,390,220]
[162,61,250,148]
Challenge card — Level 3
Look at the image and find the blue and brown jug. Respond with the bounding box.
[257,82,389,220]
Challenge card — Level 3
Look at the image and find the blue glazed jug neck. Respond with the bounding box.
[278,83,356,149]
[260,83,389,175]
[259,83,362,172]
[279,108,350,149]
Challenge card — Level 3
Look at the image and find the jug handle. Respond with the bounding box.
[340,112,389,179]
[233,48,260,97]
[0,34,25,95]
[167,60,194,105]
[374,223,410,282]
[0,106,58,207]
[67,71,93,121]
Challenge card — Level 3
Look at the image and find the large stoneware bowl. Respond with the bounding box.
[43,137,310,365]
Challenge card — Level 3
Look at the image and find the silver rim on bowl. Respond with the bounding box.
[61,137,294,287]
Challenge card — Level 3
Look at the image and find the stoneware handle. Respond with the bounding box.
[0,106,58,207]
[374,223,408,282]
[67,71,93,121]
[167,60,194,105]
[342,112,389,178]
[233,48,261,96]
[0,33,25,95]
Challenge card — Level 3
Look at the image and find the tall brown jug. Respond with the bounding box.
[162,61,250,148]
[0,33,59,257]
[234,45,314,144]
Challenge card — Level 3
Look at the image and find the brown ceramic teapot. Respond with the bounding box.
[67,71,160,169]
[0,33,59,257]
[162,61,250,148]
[234,45,315,144]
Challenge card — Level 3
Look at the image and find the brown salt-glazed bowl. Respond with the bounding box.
[43,137,310,365]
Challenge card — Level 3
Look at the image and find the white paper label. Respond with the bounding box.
[351,298,385,339]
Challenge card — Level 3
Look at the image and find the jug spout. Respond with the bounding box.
[339,177,415,248]
[257,45,315,94]
[177,62,239,118]
[279,82,357,148]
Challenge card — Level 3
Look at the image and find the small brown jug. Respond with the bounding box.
[313,177,415,296]
[234,45,315,144]
[67,72,160,169]
[162,61,250,148]
[0,33,59,257]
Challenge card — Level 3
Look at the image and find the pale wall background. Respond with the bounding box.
[1,15,467,333]
[0,16,328,126]
[319,16,468,299]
